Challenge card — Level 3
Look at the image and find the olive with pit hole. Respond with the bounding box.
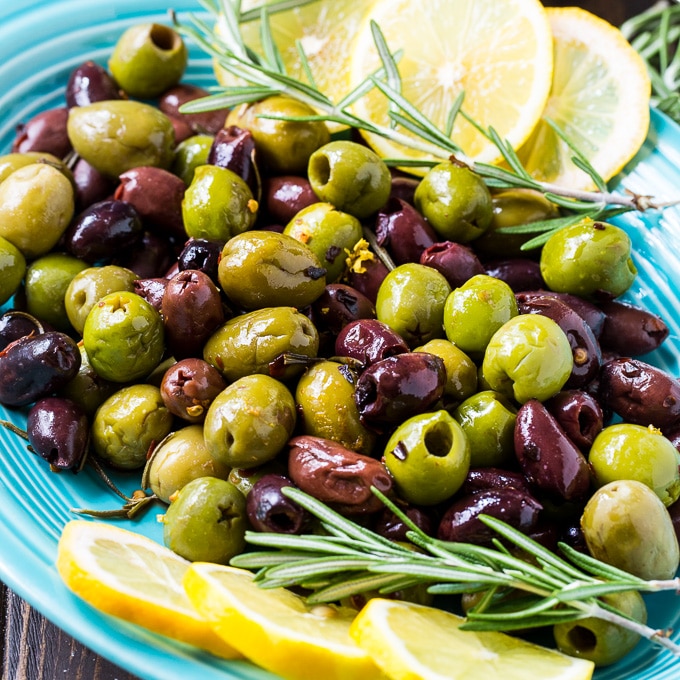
[246,474,312,534]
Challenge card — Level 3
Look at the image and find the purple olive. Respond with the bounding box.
[159,83,230,134]
[12,107,72,157]
[0,311,43,351]
[598,299,669,356]
[177,237,224,283]
[388,175,419,205]
[345,255,389,304]
[312,284,376,337]
[545,389,604,451]
[484,259,545,292]
[66,60,122,108]
[514,399,592,501]
[27,397,89,470]
[461,467,532,496]
[117,231,179,280]
[373,505,434,541]
[334,318,409,369]
[133,278,170,312]
[419,241,485,289]
[264,175,317,225]
[208,125,259,198]
[375,198,437,265]
[246,474,312,534]
[71,158,117,211]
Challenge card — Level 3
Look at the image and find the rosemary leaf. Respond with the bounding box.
[461,610,586,633]
[259,7,286,74]
[445,91,465,138]
[295,39,317,89]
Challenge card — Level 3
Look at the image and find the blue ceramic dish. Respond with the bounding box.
[0,1,679,679]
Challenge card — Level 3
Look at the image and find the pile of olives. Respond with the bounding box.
[1,19,679,668]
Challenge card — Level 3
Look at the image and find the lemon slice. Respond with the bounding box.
[348,0,554,169]
[350,598,595,680]
[56,520,240,659]
[516,7,651,190]
[183,562,384,680]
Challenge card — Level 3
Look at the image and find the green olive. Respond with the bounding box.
[0,163,74,259]
[67,100,176,177]
[92,384,173,470]
[162,476,247,564]
[226,96,330,174]
[182,164,258,242]
[588,423,680,506]
[581,479,680,581]
[0,152,68,184]
[295,359,376,455]
[0,236,26,306]
[171,134,214,184]
[307,141,391,219]
[383,409,470,506]
[82,291,165,382]
[217,230,327,310]
[283,202,362,283]
[109,23,188,98]
[203,306,319,382]
[376,263,452,348]
[414,162,492,242]
[203,374,297,469]
[481,313,573,404]
[414,339,478,404]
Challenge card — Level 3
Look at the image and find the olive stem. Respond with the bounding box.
[0,420,28,440]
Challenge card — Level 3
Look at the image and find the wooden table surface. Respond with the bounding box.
[0,0,659,678]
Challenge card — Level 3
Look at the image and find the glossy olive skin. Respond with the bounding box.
[67,100,176,177]
[514,399,592,501]
[160,358,227,424]
[203,306,319,382]
[345,251,389,304]
[203,374,296,469]
[82,291,165,382]
[218,230,327,310]
[162,476,247,564]
[92,384,173,470]
[178,237,223,283]
[334,318,409,369]
[540,219,637,301]
[598,299,669,356]
[414,162,493,243]
[0,331,81,407]
[109,23,187,98]
[26,397,89,470]
[384,410,470,506]
[295,360,376,455]
[66,60,122,108]
[0,311,43,352]
[419,241,484,289]
[147,425,231,503]
[437,488,543,544]
[545,390,604,451]
[516,292,602,389]
[461,467,531,496]
[162,269,225,359]
[581,479,680,580]
[264,175,317,225]
[12,108,72,158]
[307,140,391,219]
[171,134,213,185]
[553,590,647,667]
[453,390,517,468]
[208,126,259,198]
[246,474,312,534]
[376,263,452,348]
[311,283,376,339]
[598,357,680,430]
[287,435,393,515]
[415,338,477,405]
[484,259,545,293]
[375,198,437,265]
[373,505,434,541]
[482,314,573,404]
[0,236,26,306]
[159,83,229,135]
[71,158,116,213]
[354,352,446,430]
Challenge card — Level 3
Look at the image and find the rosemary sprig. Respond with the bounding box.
[172,0,659,217]
[231,486,680,656]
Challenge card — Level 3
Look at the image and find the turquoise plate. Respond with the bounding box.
[0,1,679,678]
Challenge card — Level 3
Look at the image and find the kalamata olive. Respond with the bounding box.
[518,290,606,338]
[26,397,89,470]
[166,114,194,144]
[345,253,389,304]
[118,231,178,279]
[418,241,485,289]
[0,331,81,406]
[159,83,230,134]
[12,107,72,157]
[71,158,117,211]
[334,318,409,369]
[388,174,419,205]
[437,488,543,544]
[598,357,680,430]
[114,167,187,240]
[160,357,227,423]
[312,283,376,337]
[483,259,545,292]
[516,292,601,388]
[375,198,437,265]
[514,399,592,501]
[287,435,393,515]
[461,467,532,496]
[208,125,259,197]
[133,278,169,312]
[561,523,589,554]
[177,237,224,283]
[545,389,604,451]
[161,269,225,359]
[598,299,669,356]
[65,199,143,263]
[354,352,446,429]
[264,175,317,224]
[66,60,122,108]
[0,311,43,351]
[246,474,312,534]
[373,505,434,541]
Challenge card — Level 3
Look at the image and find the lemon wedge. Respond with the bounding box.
[516,7,651,190]
[183,562,384,680]
[350,598,595,680]
[347,0,554,169]
[56,520,240,659]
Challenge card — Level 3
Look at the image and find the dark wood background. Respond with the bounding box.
[0,0,658,678]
